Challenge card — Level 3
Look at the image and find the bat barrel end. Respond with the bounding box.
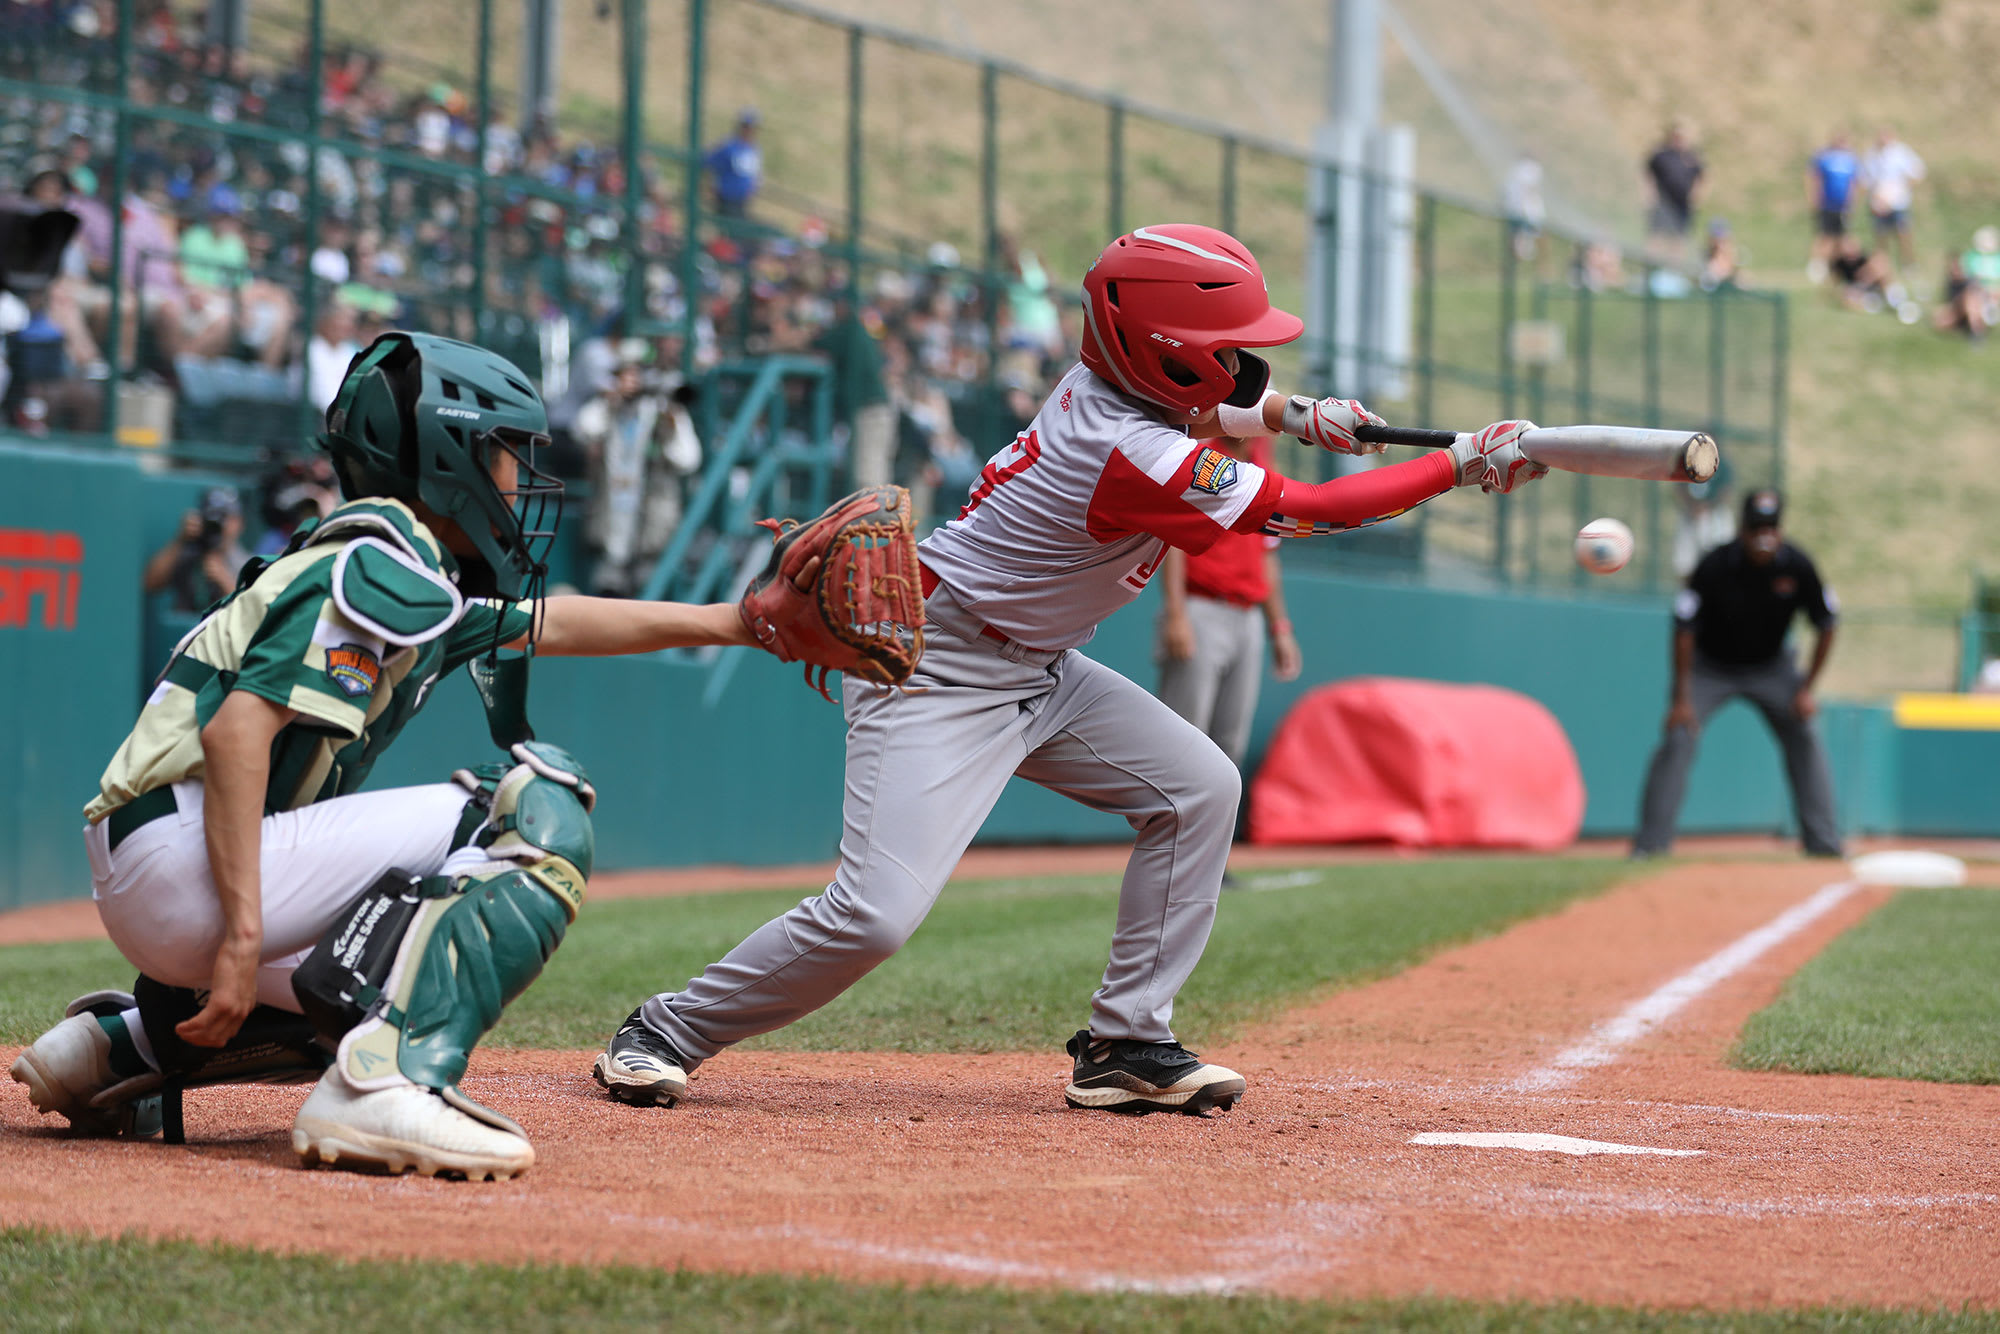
[1684,433,1720,483]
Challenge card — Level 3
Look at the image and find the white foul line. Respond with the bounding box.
[1411,1132,1703,1157]
[1513,880,1861,1091]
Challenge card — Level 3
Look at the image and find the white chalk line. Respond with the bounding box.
[1471,1185,2000,1221]
[596,1209,1257,1294]
[1411,1131,1703,1157]
[1513,879,1862,1091]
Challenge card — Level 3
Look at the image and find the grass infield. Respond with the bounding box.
[1732,888,2000,1084]
[0,858,1622,1052]
[4,1228,1998,1334]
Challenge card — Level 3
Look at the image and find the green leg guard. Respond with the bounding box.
[334,744,594,1110]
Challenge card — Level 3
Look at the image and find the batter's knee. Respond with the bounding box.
[809,875,927,967]
[1158,737,1242,835]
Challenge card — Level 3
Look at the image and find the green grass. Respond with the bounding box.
[0,860,1621,1052]
[4,1228,1996,1334]
[1733,888,2000,1083]
[0,938,131,1049]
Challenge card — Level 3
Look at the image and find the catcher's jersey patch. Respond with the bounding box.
[1188,448,1239,496]
[324,643,383,698]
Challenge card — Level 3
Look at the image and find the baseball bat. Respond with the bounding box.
[1350,424,1719,484]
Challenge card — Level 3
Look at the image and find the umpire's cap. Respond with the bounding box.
[1741,489,1783,529]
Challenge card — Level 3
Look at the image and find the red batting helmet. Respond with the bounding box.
[1078,223,1304,418]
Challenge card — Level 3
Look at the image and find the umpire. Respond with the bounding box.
[1633,489,1843,857]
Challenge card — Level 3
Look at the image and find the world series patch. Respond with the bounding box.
[325,643,382,698]
[1189,448,1239,495]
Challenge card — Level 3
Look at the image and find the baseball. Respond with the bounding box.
[1574,517,1634,575]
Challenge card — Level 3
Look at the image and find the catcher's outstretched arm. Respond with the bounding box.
[522,596,757,656]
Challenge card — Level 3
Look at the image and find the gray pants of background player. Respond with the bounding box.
[1156,595,1264,768]
[1633,650,1842,856]
[640,587,1241,1065]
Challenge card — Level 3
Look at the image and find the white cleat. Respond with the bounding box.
[292,1070,534,1181]
[9,1014,160,1135]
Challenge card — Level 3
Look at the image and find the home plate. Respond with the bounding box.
[1411,1132,1704,1157]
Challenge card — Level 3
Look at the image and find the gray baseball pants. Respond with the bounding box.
[640,587,1241,1065]
[1156,595,1265,769]
[1633,650,1842,856]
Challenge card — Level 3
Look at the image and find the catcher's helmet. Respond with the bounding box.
[322,332,561,600]
[1078,223,1303,418]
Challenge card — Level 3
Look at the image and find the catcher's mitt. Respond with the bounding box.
[738,484,925,699]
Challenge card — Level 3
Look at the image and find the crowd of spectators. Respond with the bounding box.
[3,0,1090,596]
[1613,117,1999,343]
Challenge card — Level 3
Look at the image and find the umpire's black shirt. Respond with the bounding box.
[1674,541,1837,666]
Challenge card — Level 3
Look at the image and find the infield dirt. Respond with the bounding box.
[4,855,1997,1308]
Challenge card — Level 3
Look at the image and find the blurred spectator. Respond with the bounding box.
[1572,240,1625,293]
[1642,121,1704,265]
[76,179,187,365]
[574,350,702,596]
[178,190,297,368]
[60,133,97,200]
[1827,235,1899,313]
[1672,474,1737,578]
[1860,128,1925,271]
[309,216,353,286]
[1962,226,2000,300]
[1700,219,1740,289]
[23,165,107,374]
[306,301,360,411]
[254,457,338,556]
[1503,154,1545,263]
[548,315,627,473]
[1805,130,1858,282]
[143,487,249,613]
[998,233,1062,360]
[704,109,762,220]
[815,297,893,488]
[1934,228,2000,341]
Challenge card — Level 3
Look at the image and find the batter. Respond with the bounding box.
[595,224,1548,1115]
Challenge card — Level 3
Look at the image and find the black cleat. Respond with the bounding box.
[1062,1029,1246,1116]
[592,1007,690,1107]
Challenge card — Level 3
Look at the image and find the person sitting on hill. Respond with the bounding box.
[1826,235,1897,313]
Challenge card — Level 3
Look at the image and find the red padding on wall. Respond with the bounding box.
[1249,677,1585,850]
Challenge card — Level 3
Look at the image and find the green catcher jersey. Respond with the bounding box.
[88,498,534,822]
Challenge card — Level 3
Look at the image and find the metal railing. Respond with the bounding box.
[639,356,834,603]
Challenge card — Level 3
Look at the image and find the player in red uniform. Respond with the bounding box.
[595,224,1544,1115]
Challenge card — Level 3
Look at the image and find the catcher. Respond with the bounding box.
[8,331,921,1179]
[594,223,1542,1116]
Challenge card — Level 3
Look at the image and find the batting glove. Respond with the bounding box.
[1449,420,1549,494]
[1282,395,1387,456]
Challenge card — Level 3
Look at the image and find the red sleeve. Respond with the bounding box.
[1086,445,1282,555]
[1232,451,1457,536]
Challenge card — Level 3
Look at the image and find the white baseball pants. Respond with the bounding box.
[643,588,1242,1063]
[84,781,472,1010]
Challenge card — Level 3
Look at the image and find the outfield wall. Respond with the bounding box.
[1,442,1985,909]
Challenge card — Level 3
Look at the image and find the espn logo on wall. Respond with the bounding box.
[0,529,83,630]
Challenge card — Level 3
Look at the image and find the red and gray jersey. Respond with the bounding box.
[918,364,1282,650]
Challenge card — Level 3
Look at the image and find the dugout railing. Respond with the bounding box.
[2,0,1786,597]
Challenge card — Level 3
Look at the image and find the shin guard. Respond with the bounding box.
[324,744,593,1130]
